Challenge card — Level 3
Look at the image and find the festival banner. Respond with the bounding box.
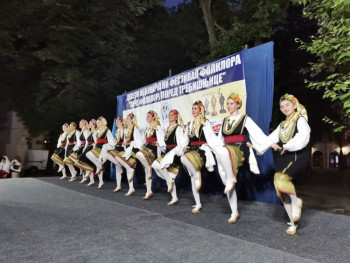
[122,51,246,132]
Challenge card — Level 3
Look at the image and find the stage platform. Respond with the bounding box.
[0,177,349,263]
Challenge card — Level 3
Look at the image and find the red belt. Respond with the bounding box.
[225,135,246,144]
[146,137,157,143]
[87,142,93,145]
[61,143,66,146]
[190,141,206,146]
[117,142,123,145]
[68,142,76,145]
[81,141,86,144]
[167,144,177,148]
[97,139,108,144]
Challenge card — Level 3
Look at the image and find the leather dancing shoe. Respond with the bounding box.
[69,176,77,182]
[167,199,179,206]
[125,189,136,196]
[191,204,202,214]
[228,212,240,223]
[142,192,153,200]
[113,187,122,193]
[59,175,67,180]
[286,224,299,236]
[86,182,95,187]
[79,178,88,184]
[97,183,104,189]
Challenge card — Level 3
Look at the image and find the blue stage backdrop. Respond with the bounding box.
[112,41,279,204]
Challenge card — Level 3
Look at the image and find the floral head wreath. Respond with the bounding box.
[70,122,77,128]
[90,119,96,124]
[193,100,206,124]
[170,109,185,130]
[227,93,242,106]
[280,93,297,104]
[280,93,308,121]
[97,116,108,126]
[147,110,160,126]
[116,116,123,122]
[127,112,138,128]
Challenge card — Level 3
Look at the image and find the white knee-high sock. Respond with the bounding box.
[61,168,67,177]
[98,171,104,185]
[227,189,238,214]
[190,176,201,206]
[115,165,123,188]
[170,181,178,201]
[88,172,95,183]
[67,164,77,177]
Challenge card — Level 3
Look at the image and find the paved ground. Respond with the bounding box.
[0,177,349,263]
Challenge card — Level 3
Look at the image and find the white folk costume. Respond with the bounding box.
[268,94,310,235]
[152,110,185,205]
[51,124,69,179]
[135,111,165,200]
[211,112,272,223]
[86,117,115,188]
[0,156,10,179]
[115,113,142,196]
[74,120,97,184]
[63,123,81,181]
[180,101,217,213]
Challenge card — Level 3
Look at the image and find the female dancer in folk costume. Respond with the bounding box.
[268,94,310,236]
[75,119,97,185]
[135,110,165,200]
[152,110,185,206]
[115,113,142,196]
[51,123,69,180]
[211,93,276,223]
[68,119,89,181]
[63,122,81,181]
[86,116,115,189]
[180,101,217,213]
[100,116,125,192]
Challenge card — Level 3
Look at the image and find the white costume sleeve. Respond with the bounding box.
[156,125,166,156]
[268,125,281,144]
[174,126,186,156]
[205,122,224,150]
[133,127,144,149]
[57,135,62,148]
[201,121,217,172]
[73,130,81,152]
[2,157,11,173]
[176,125,189,155]
[283,117,310,152]
[82,130,90,152]
[245,117,273,155]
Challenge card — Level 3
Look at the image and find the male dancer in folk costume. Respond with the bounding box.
[135,110,165,200]
[180,101,217,214]
[152,109,185,206]
[210,93,277,223]
[63,122,81,181]
[267,94,310,236]
[68,119,89,181]
[100,116,125,192]
[51,123,69,179]
[115,113,142,196]
[86,116,115,189]
[75,119,97,185]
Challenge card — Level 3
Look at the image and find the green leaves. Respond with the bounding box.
[293,0,350,131]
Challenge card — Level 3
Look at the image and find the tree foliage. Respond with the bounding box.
[0,0,162,136]
[293,0,350,131]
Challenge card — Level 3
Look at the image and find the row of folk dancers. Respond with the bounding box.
[51,93,310,236]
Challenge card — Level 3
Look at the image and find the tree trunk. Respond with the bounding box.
[199,0,216,51]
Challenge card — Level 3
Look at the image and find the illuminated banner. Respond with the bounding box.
[122,52,246,130]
